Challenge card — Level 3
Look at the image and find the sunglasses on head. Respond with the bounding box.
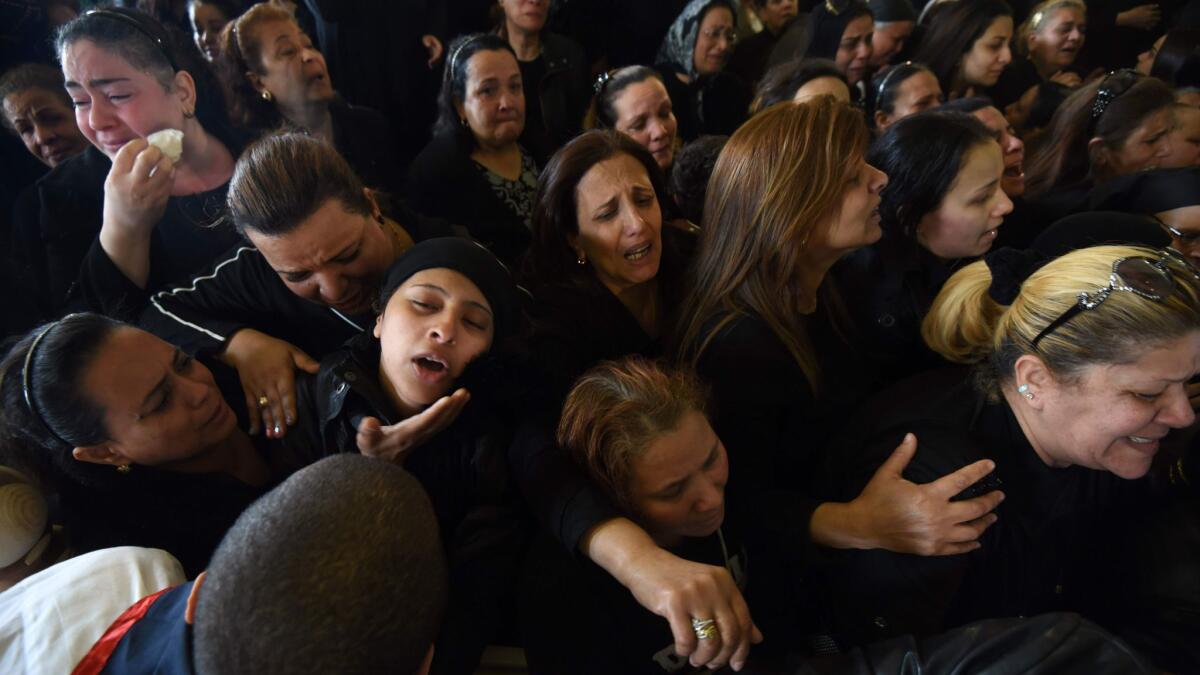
[1030,250,1199,349]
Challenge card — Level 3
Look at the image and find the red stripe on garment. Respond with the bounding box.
[71,586,176,675]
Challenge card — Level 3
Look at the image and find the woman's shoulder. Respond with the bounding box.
[32,146,108,197]
[541,32,587,65]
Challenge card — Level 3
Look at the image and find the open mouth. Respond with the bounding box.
[412,354,451,382]
[1003,163,1025,180]
[625,242,652,262]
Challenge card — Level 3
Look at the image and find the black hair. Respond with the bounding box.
[194,454,448,675]
[912,0,1012,95]
[0,64,70,132]
[227,131,373,237]
[869,110,997,238]
[55,7,230,136]
[186,0,243,20]
[938,95,993,115]
[586,66,666,129]
[0,314,123,489]
[670,135,728,224]
[1150,29,1200,89]
[433,33,517,149]
[869,61,935,119]
[751,58,847,113]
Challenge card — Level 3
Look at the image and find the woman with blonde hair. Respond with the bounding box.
[675,97,1006,633]
[824,244,1200,667]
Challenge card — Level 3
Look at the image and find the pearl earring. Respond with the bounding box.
[1017,384,1034,400]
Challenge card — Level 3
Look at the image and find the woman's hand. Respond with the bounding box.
[1049,70,1082,88]
[356,388,470,462]
[221,329,319,438]
[813,433,1005,556]
[99,139,176,288]
[582,518,762,671]
[1116,4,1160,30]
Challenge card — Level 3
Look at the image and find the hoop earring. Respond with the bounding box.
[261,90,273,102]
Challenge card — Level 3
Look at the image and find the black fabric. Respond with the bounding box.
[547,0,688,69]
[821,371,1200,670]
[727,27,781,86]
[656,63,753,142]
[329,98,404,193]
[831,231,958,386]
[516,33,591,164]
[301,0,440,171]
[1029,210,1172,259]
[867,0,917,22]
[1088,167,1200,214]
[140,200,455,359]
[405,132,536,268]
[798,612,1156,674]
[10,145,244,324]
[521,525,750,674]
[984,247,1047,304]
[992,195,1057,250]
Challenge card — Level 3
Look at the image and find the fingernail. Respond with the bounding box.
[273,424,281,436]
[286,414,295,425]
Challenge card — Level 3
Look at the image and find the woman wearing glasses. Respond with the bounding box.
[1024,70,1176,221]
[823,245,1200,669]
[655,0,752,141]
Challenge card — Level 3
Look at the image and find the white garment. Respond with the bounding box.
[0,547,185,675]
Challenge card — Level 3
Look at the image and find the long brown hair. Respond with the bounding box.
[675,97,869,390]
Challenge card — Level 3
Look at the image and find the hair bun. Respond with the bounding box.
[985,247,1047,305]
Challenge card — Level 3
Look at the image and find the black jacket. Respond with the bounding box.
[822,371,1200,670]
[10,146,243,324]
[405,132,535,268]
[517,32,591,163]
[329,98,405,193]
[832,232,958,387]
[656,64,753,142]
[140,200,455,359]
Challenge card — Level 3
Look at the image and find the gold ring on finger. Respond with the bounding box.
[691,617,718,640]
[258,395,270,408]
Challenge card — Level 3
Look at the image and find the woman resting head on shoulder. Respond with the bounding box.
[0,313,270,573]
[586,66,680,171]
[870,110,1013,261]
[913,0,1013,99]
[925,244,1200,479]
[751,58,850,113]
[1024,70,1176,202]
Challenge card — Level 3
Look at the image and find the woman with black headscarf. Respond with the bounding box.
[655,0,753,140]
[805,0,875,100]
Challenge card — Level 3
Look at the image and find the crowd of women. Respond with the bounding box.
[1,0,1199,673]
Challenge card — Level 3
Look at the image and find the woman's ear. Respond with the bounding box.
[874,110,891,130]
[1012,353,1053,410]
[172,70,197,118]
[1087,136,1108,170]
[72,444,125,466]
[453,98,467,124]
[373,313,384,339]
[185,571,207,625]
[363,188,383,222]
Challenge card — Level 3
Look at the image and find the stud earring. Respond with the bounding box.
[261,90,273,102]
[1017,384,1034,400]
[182,109,195,119]
[575,251,586,265]
[116,464,131,474]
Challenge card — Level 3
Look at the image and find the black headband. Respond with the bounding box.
[83,8,179,72]
[21,321,72,447]
[1089,69,1140,134]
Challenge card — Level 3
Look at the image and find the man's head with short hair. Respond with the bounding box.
[192,455,446,675]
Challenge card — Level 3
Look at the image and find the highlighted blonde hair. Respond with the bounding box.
[1016,0,1086,58]
[923,245,1200,396]
[558,358,709,512]
[676,96,870,390]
